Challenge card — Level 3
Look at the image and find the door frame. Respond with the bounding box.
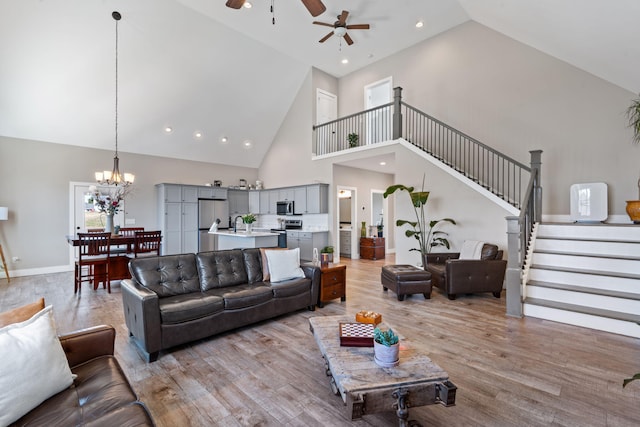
[335,185,358,261]
[370,189,389,253]
[364,76,393,144]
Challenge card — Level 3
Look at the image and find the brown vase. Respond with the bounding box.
[626,200,640,224]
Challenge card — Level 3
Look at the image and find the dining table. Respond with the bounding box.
[66,234,139,282]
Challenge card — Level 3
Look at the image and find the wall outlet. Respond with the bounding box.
[12,256,20,262]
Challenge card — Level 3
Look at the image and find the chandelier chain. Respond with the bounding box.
[114,14,119,157]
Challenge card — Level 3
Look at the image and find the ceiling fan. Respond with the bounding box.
[225,0,326,17]
[313,10,370,46]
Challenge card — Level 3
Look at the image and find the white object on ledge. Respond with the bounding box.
[570,182,608,223]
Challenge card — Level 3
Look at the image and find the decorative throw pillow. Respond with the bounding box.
[259,247,287,281]
[0,306,74,426]
[0,297,45,328]
[265,248,305,283]
[459,240,484,260]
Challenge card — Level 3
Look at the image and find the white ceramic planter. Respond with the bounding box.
[374,341,399,367]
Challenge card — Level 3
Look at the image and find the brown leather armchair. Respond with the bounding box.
[425,243,507,300]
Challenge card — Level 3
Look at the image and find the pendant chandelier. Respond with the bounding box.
[95,11,134,187]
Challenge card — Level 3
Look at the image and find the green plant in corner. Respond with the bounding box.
[383,176,456,265]
[241,213,256,224]
[373,327,399,347]
[348,133,359,148]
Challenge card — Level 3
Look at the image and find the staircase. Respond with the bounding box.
[523,223,640,338]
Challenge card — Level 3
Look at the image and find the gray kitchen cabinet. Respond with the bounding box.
[279,188,294,201]
[340,230,351,257]
[269,190,279,212]
[287,231,328,261]
[157,184,199,255]
[249,190,260,214]
[228,189,249,215]
[293,187,307,214]
[259,191,270,214]
[198,186,227,200]
[304,184,329,214]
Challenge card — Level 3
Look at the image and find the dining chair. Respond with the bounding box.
[128,231,162,258]
[87,228,105,232]
[113,227,144,254]
[75,232,112,294]
[118,227,144,237]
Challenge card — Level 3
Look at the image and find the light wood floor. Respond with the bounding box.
[1,255,639,426]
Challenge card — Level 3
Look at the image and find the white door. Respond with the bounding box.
[316,89,337,154]
[364,77,392,144]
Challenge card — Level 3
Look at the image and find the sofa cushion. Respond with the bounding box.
[14,355,144,426]
[265,248,305,283]
[243,248,264,284]
[0,297,45,328]
[158,292,224,324]
[207,284,273,310]
[481,244,499,260]
[259,247,287,281]
[0,306,74,426]
[129,253,201,297]
[196,250,249,290]
[269,277,311,299]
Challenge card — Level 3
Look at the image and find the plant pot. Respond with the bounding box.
[374,341,399,367]
[245,223,253,233]
[626,200,640,224]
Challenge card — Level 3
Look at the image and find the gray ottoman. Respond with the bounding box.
[381,264,432,301]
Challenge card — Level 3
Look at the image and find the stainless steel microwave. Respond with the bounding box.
[276,200,294,215]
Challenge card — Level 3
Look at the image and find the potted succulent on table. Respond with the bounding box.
[242,213,256,233]
[320,246,334,263]
[384,175,456,269]
[625,94,640,223]
[373,327,399,367]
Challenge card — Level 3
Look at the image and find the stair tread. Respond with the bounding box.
[526,280,640,300]
[533,249,640,261]
[530,263,640,280]
[536,236,640,244]
[524,297,640,323]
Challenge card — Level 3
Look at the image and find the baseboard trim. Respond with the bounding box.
[3,264,73,279]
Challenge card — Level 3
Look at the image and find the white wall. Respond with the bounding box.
[0,136,257,273]
[338,21,639,216]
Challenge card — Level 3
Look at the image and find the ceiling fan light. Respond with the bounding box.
[334,27,347,37]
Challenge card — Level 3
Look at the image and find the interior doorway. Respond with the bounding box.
[336,186,358,260]
[370,190,389,253]
[364,77,392,144]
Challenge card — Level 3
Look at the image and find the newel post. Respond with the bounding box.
[392,86,403,140]
[530,150,543,223]
[505,216,523,317]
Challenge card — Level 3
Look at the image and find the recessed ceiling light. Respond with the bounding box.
[243,1,252,8]
[415,20,424,28]
[243,140,252,149]
[164,126,173,133]
[379,161,386,166]
[193,131,203,139]
[220,136,228,144]
[341,58,349,64]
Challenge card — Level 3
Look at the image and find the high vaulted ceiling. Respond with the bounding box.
[1,0,639,169]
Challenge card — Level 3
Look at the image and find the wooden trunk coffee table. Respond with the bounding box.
[309,315,456,426]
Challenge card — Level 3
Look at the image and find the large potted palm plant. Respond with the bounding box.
[626,94,640,223]
[384,176,455,269]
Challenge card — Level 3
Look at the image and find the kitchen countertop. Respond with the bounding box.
[209,230,279,238]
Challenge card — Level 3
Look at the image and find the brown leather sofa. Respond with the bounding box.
[121,248,320,362]
[425,243,507,300]
[12,325,154,426]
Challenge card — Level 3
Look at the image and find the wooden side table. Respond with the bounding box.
[313,263,346,308]
[360,237,385,260]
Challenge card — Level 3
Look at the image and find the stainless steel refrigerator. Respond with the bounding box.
[198,199,229,252]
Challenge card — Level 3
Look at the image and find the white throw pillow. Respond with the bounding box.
[459,240,484,260]
[0,306,74,426]
[265,248,305,283]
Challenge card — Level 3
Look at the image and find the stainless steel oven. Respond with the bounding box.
[276,200,294,216]
[270,219,302,248]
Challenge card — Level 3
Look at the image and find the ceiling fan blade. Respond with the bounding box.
[225,0,246,9]
[319,31,334,43]
[344,33,354,46]
[346,24,370,30]
[337,10,349,26]
[313,21,335,28]
[302,0,326,17]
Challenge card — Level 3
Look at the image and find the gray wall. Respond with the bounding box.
[0,136,257,273]
[338,21,639,216]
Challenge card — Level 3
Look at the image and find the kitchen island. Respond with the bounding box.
[209,230,279,250]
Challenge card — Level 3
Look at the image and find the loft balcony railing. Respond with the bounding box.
[313,87,543,317]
